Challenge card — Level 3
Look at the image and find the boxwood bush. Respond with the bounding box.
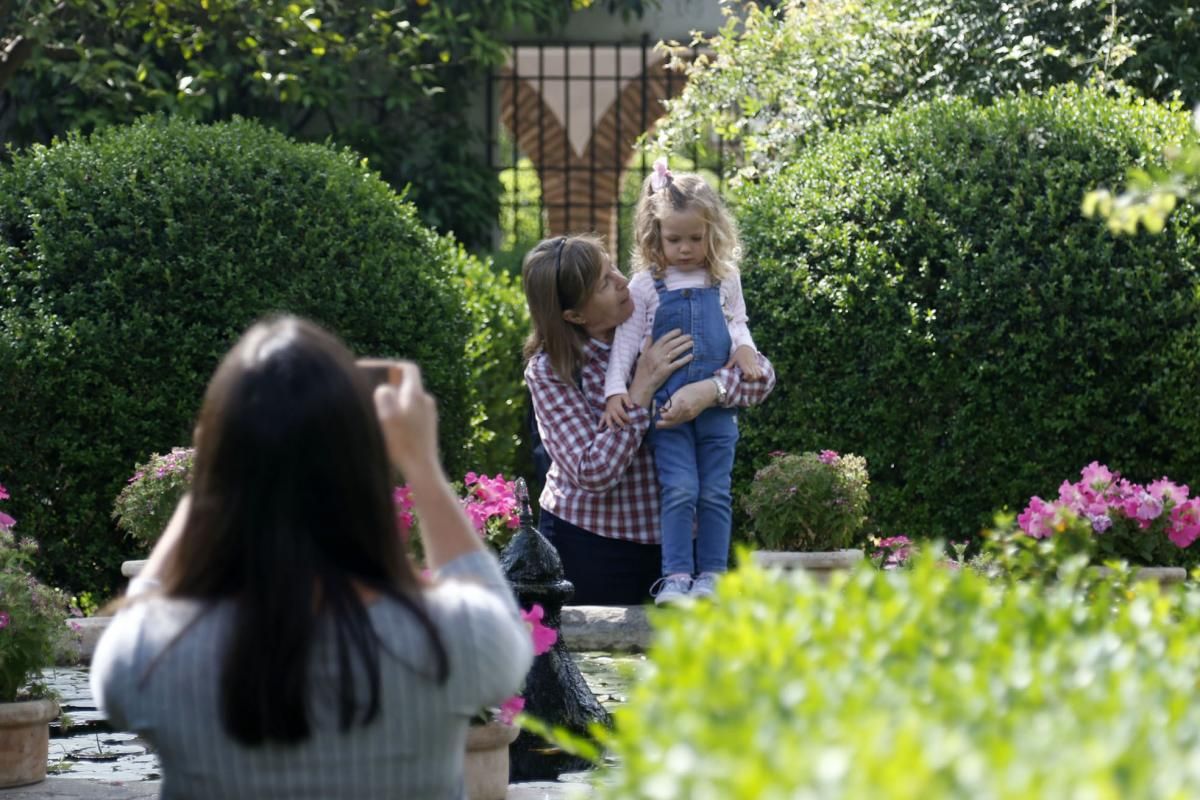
[0,117,472,593]
[735,87,1200,549]
[455,252,530,479]
[595,553,1200,797]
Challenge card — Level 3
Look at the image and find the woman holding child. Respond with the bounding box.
[523,166,775,606]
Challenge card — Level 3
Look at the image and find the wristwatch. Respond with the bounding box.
[710,376,728,406]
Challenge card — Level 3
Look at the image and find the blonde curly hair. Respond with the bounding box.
[631,167,740,281]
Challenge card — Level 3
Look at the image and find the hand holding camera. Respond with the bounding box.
[358,358,440,479]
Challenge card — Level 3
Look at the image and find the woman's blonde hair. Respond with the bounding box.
[631,169,740,281]
[522,233,610,383]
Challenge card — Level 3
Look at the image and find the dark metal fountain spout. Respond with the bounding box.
[501,478,610,780]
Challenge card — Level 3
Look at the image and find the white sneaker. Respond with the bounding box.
[651,574,693,606]
[691,572,720,599]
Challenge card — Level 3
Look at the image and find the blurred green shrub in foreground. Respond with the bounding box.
[590,547,1200,798]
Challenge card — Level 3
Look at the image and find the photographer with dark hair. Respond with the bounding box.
[92,316,532,799]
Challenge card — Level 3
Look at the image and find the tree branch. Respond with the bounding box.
[0,36,34,94]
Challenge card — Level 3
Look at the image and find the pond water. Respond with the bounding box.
[41,651,643,781]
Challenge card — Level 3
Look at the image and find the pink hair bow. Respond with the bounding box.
[649,157,672,192]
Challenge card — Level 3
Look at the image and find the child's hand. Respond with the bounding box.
[732,346,762,380]
[602,394,633,431]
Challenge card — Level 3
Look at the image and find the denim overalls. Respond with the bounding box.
[647,276,739,577]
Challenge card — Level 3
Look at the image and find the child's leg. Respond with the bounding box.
[694,407,739,575]
[650,421,700,577]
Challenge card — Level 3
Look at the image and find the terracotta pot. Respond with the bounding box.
[751,549,864,582]
[0,698,59,788]
[464,720,518,800]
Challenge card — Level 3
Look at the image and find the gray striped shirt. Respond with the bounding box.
[91,551,534,799]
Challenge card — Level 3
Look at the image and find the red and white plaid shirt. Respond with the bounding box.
[526,339,777,544]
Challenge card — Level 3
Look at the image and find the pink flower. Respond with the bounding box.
[818,450,839,465]
[1018,496,1058,539]
[392,486,415,535]
[0,483,8,500]
[0,511,14,530]
[873,535,912,568]
[466,504,490,532]
[1148,478,1190,508]
[769,450,786,458]
[1168,499,1200,548]
[1057,480,1088,514]
[521,604,558,655]
[0,611,9,630]
[1080,461,1115,493]
[497,695,525,725]
[1123,490,1163,525]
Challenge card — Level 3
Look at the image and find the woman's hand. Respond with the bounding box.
[372,360,440,477]
[372,360,485,567]
[657,379,719,429]
[628,329,693,409]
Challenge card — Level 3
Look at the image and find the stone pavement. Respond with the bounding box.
[24,633,645,799]
[0,778,594,798]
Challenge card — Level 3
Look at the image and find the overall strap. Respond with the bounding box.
[652,277,668,294]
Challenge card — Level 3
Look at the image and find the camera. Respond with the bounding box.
[356,358,398,390]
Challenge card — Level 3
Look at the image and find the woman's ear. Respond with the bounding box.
[562,309,586,326]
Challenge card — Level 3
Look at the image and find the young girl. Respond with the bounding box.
[602,158,766,604]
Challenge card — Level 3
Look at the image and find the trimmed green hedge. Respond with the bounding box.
[0,117,471,593]
[456,252,530,480]
[735,87,1200,547]
[596,554,1200,797]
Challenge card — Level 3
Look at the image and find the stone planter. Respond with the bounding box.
[464,720,519,800]
[0,698,60,788]
[751,549,864,581]
[1089,565,1187,586]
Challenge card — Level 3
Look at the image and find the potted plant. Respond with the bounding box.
[741,450,870,578]
[112,447,194,577]
[393,471,521,560]
[1016,461,1199,584]
[0,483,76,788]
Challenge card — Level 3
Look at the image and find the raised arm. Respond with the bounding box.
[723,271,757,355]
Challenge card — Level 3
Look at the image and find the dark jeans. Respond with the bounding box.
[539,510,661,605]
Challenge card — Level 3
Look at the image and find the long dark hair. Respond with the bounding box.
[162,316,447,745]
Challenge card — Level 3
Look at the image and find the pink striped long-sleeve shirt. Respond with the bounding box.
[604,268,756,400]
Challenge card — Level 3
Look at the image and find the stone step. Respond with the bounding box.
[63,606,652,664]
